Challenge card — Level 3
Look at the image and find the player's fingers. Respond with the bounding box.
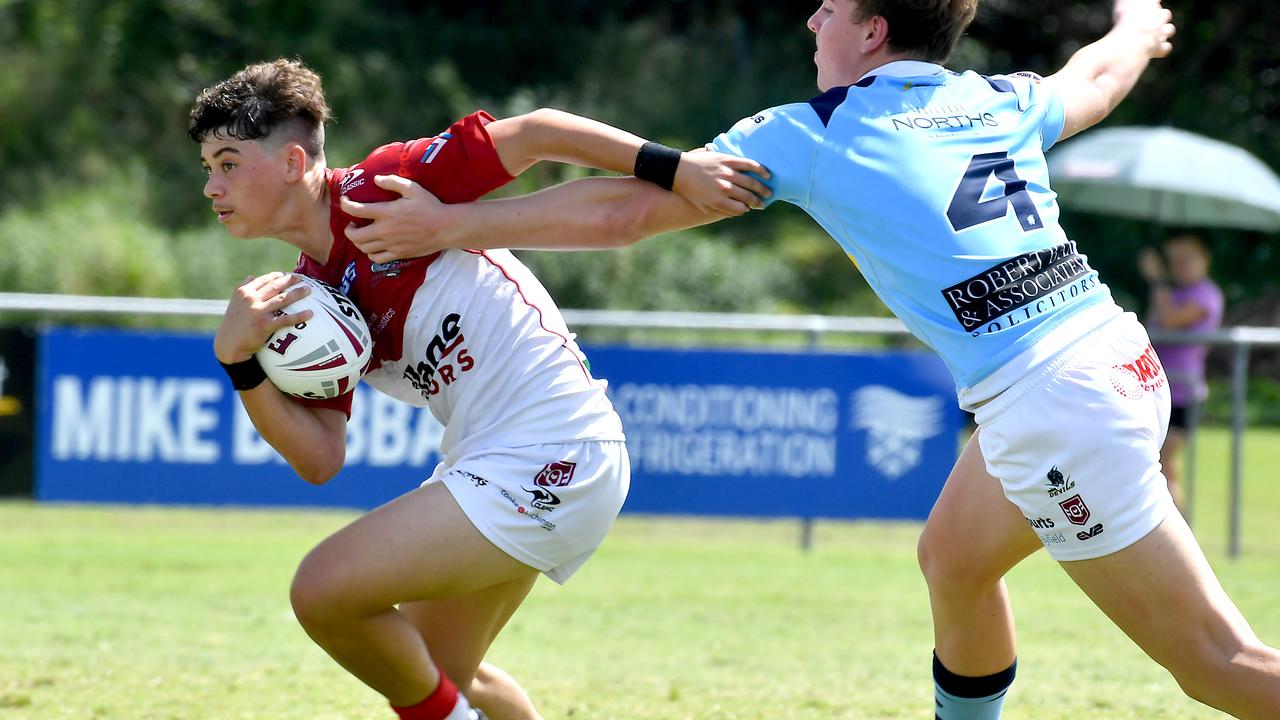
[373,174,417,197]
[725,156,772,180]
[261,272,305,300]
[728,186,763,212]
[273,309,313,331]
[730,171,772,200]
[275,281,312,307]
[245,271,288,292]
[722,198,752,216]
[345,221,372,244]
[340,195,379,219]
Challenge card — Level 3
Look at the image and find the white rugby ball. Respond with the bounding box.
[255,275,373,399]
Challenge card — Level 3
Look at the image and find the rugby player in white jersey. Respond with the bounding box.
[335,2,1280,717]
[191,59,767,720]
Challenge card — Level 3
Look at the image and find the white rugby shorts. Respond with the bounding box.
[975,313,1177,561]
[425,440,629,583]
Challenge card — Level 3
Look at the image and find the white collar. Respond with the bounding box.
[858,60,945,81]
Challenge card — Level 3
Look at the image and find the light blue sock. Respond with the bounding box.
[933,652,1016,720]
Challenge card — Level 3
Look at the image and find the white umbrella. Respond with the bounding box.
[1048,126,1280,232]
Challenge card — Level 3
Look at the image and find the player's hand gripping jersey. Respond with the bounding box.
[712,61,1121,407]
[295,112,624,461]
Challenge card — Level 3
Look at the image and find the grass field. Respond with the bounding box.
[3,427,1279,719]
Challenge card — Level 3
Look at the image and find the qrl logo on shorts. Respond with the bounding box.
[1058,494,1092,526]
[535,461,576,488]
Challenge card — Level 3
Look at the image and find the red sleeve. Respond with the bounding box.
[403,111,515,202]
[344,111,515,208]
[291,389,355,419]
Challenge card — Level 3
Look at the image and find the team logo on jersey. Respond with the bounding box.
[1046,466,1076,497]
[941,240,1099,336]
[339,261,357,296]
[851,386,944,478]
[1058,494,1092,526]
[339,168,366,194]
[535,461,576,488]
[370,260,402,278]
[419,132,452,164]
[1109,344,1166,400]
[728,110,774,139]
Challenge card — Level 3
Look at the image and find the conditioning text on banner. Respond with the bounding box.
[584,347,961,520]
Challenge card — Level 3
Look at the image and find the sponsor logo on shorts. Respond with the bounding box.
[535,461,576,487]
[522,486,562,512]
[1076,523,1105,541]
[1058,494,1092,526]
[1040,531,1067,546]
[498,487,556,532]
[1109,344,1167,399]
[1046,466,1075,497]
[1027,516,1056,529]
[455,470,487,487]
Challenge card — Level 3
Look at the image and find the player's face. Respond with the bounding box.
[200,136,290,239]
[807,0,871,91]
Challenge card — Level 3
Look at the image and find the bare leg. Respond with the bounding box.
[400,582,544,720]
[918,430,1043,675]
[290,482,539,706]
[469,663,545,720]
[1062,511,1280,717]
[1160,428,1185,510]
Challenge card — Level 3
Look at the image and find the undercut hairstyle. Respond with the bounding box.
[854,0,979,63]
[188,58,332,160]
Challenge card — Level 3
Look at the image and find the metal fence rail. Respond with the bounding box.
[3,291,1278,556]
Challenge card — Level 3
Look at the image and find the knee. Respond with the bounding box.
[289,549,348,632]
[1165,636,1265,706]
[917,530,1001,594]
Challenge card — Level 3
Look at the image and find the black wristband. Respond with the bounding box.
[219,356,268,392]
[634,142,682,191]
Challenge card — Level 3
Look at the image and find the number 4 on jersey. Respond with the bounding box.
[946,152,1043,233]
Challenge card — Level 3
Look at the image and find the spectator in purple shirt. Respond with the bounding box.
[1138,232,1224,510]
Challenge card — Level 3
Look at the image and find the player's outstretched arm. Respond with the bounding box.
[1046,0,1175,141]
[344,174,720,263]
[215,273,348,484]
[484,108,771,216]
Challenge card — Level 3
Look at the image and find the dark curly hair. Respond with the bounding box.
[188,58,332,159]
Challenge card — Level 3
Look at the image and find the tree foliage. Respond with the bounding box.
[0,0,1275,315]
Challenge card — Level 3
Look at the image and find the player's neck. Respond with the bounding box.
[274,165,335,265]
[858,50,921,79]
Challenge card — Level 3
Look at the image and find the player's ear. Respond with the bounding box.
[862,14,890,54]
[283,142,309,183]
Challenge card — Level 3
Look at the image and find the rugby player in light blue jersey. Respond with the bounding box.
[338,1,1280,717]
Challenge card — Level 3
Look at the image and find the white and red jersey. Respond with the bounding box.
[294,111,624,460]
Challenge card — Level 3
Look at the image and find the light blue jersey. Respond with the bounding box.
[711,61,1118,397]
